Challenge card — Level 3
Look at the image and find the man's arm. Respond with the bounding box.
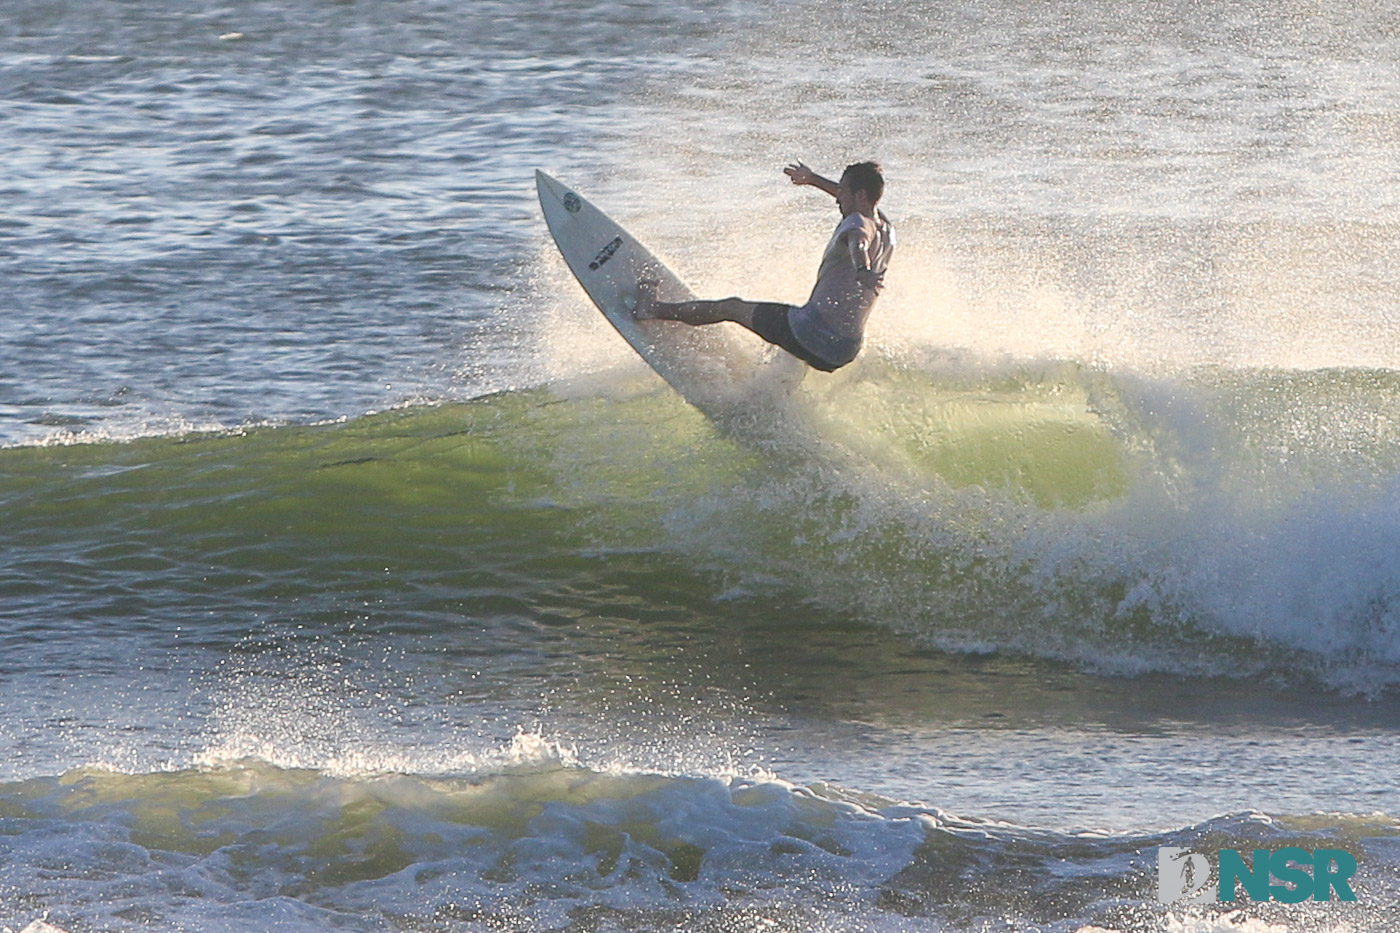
[847,224,885,293]
[784,161,840,198]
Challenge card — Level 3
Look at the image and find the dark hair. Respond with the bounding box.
[843,161,885,203]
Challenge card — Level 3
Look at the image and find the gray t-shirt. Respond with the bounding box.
[788,209,895,368]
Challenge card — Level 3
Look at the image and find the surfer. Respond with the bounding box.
[632,161,894,372]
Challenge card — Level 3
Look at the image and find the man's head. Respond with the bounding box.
[837,161,884,215]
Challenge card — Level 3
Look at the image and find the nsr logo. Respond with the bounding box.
[1158,847,1358,904]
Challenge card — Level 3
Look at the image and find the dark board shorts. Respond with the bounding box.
[749,302,842,372]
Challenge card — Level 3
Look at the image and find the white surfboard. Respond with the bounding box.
[535,170,778,418]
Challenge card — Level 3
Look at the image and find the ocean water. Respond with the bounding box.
[3,1,1400,930]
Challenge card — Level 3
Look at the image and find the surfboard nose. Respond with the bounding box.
[535,169,564,201]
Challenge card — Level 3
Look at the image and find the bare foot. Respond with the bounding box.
[631,279,660,320]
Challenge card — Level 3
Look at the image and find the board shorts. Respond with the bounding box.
[749,302,843,372]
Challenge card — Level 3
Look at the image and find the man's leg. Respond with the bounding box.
[632,282,830,374]
[633,281,758,329]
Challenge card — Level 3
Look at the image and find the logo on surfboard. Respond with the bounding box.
[563,192,582,213]
[589,236,623,271]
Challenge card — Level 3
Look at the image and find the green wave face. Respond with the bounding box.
[5,360,1400,691]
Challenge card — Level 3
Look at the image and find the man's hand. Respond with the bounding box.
[784,161,817,186]
[784,161,840,198]
[856,267,885,293]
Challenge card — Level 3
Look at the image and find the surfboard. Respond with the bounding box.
[535,170,777,418]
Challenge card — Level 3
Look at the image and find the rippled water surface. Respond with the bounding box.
[4,1,1400,931]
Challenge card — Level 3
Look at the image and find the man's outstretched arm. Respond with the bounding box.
[784,161,840,198]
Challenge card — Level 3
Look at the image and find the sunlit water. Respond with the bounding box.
[3,1,1400,931]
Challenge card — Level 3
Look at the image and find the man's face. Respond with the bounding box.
[836,172,865,215]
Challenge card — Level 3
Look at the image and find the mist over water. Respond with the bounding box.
[4,1,1400,931]
[618,0,1400,371]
